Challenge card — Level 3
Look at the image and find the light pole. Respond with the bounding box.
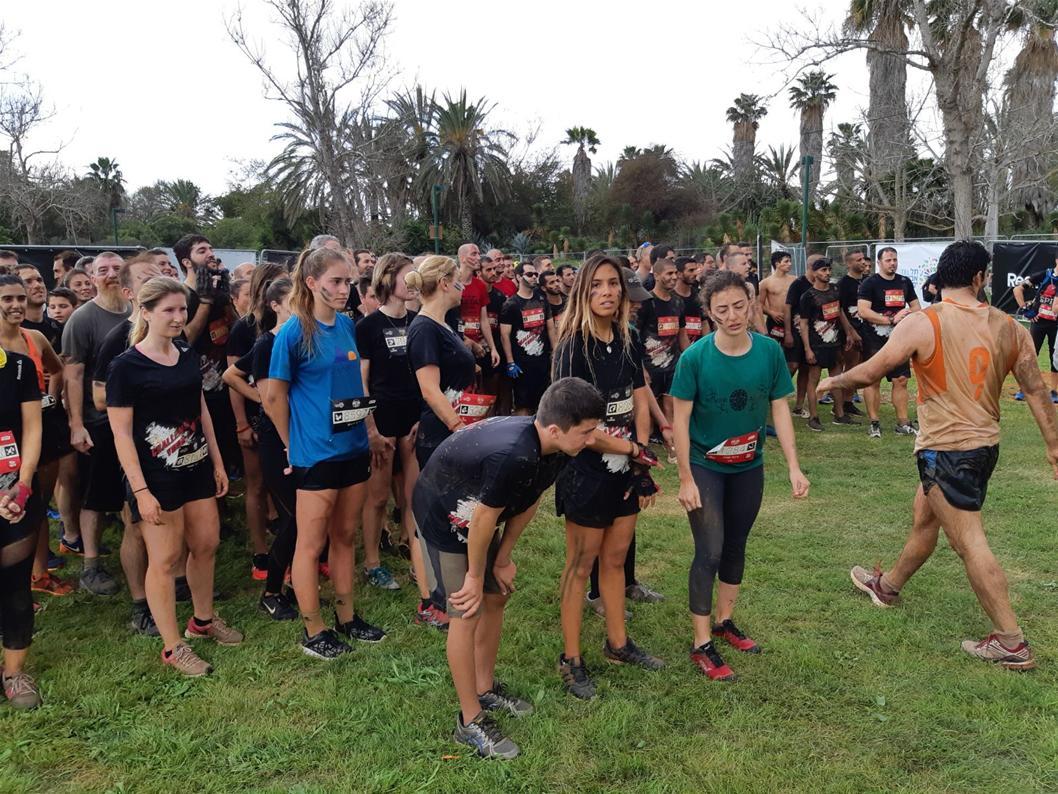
[110,207,126,247]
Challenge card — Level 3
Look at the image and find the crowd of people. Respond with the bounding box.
[0,236,1054,762]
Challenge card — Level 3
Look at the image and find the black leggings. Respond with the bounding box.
[259,430,297,594]
[588,532,636,599]
[687,465,764,616]
[1029,320,1058,373]
[0,533,36,651]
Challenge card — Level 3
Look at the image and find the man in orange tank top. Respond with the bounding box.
[819,241,1058,671]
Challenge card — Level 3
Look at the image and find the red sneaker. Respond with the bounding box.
[850,565,898,607]
[251,554,268,581]
[318,562,331,580]
[31,573,74,596]
[712,619,760,654]
[690,641,735,681]
[415,602,449,631]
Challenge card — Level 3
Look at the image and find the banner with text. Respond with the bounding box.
[991,241,1057,314]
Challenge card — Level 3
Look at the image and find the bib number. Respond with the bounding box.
[604,385,633,427]
[822,301,840,321]
[331,397,377,433]
[0,430,21,489]
[382,326,408,356]
[657,316,680,336]
[522,307,545,329]
[705,430,759,465]
[685,316,703,337]
[41,394,56,409]
[454,392,495,425]
[883,289,905,309]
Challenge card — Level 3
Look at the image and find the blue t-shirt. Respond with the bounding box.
[269,314,369,468]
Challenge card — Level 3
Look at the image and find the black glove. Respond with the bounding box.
[629,471,659,498]
[198,267,230,304]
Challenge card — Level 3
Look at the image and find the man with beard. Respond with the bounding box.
[673,257,705,347]
[724,251,766,334]
[14,265,62,351]
[556,264,576,297]
[354,249,376,280]
[500,263,550,415]
[638,257,687,427]
[494,251,517,298]
[53,250,81,286]
[540,268,566,350]
[837,249,870,416]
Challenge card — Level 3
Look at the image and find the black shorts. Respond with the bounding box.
[293,453,370,492]
[783,331,806,366]
[205,390,240,472]
[808,346,839,370]
[0,486,42,548]
[373,397,419,439]
[647,368,675,400]
[126,462,217,523]
[78,419,125,513]
[40,402,72,464]
[417,532,502,618]
[512,364,549,411]
[863,335,911,381]
[555,464,638,529]
[917,445,999,512]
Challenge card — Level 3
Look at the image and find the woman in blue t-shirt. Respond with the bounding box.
[264,247,385,660]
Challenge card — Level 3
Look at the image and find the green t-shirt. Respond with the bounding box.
[670,332,793,472]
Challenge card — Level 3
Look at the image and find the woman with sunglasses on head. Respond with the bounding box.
[263,247,385,660]
[552,254,664,700]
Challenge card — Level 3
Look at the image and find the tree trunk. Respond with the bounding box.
[572,145,591,233]
[867,8,911,178]
[799,106,823,202]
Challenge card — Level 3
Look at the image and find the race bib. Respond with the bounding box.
[522,307,545,329]
[604,385,633,427]
[685,316,703,338]
[208,318,230,346]
[883,290,905,309]
[331,396,377,433]
[705,430,759,464]
[382,326,408,356]
[657,316,680,337]
[1039,295,1057,321]
[41,394,56,409]
[768,323,785,339]
[454,391,495,425]
[0,430,21,489]
[822,301,840,321]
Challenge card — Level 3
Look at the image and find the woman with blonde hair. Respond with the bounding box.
[107,277,239,677]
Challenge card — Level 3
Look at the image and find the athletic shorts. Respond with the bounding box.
[808,346,839,371]
[78,419,125,513]
[417,532,501,618]
[647,369,675,401]
[916,445,999,512]
[863,335,910,381]
[555,464,638,529]
[0,485,41,549]
[40,403,72,465]
[293,453,370,492]
[126,461,217,523]
[205,390,240,473]
[783,331,806,366]
[373,397,419,439]
[512,364,549,411]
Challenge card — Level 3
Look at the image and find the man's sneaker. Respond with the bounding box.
[690,641,736,681]
[603,637,664,670]
[832,414,861,426]
[364,565,400,591]
[251,554,268,582]
[3,672,42,709]
[334,613,386,643]
[31,573,73,596]
[184,616,244,646]
[162,644,212,677]
[1014,391,1025,401]
[301,628,352,660]
[894,422,918,436]
[478,681,534,717]
[415,601,449,631]
[843,401,864,416]
[585,593,630,620]
[58,535,83,555]
[792,406,810,419]
[853,393,863,403]
[129,607,160,636]
[453,711,520,760]
[47,507,60,520]
[46,550,65,571]
[818,393,834,405]
[79,566,118,596]
[807,417,824,432]
[960,634,1037,671]
[259,590,298,621]
[868,421,882,439]
[850,565,898,607]
[558,654,596,700]
[712,619,761,653]
[626,582,665,603]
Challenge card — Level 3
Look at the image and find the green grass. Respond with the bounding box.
[3,371,1058,793]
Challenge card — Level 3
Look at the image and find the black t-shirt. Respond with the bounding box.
[93,319,133,384]
[0,351,42,492]
[408,314,476,453]
[553,332,645,477]
[799,285,843,350]
[356,309,420,400]
[105,341,210,489]
[547,297,568,323]
[637,293,685,375]
[342,289,362,322]
[241,331,278,440]
[857,273,917,343]
[413,415,566,553]
[227,314,258,360]
[444,306,463,336]
[500,293,550,368]
[837,274,865,329]
[678,290,705,342]
[784,276,813,319]
[23,316,62,354]
[484,287,506,340]
[187,289,237,394]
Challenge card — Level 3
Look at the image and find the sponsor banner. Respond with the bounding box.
[991,242,1057,314]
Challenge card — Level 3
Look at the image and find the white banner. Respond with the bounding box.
[874,242,951,306]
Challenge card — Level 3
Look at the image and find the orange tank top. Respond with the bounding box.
[912,300,1020,452]
[19,328,46,392]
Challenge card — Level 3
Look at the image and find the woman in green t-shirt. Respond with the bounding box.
[671,271,810,681]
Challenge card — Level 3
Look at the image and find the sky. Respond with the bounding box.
[3,0,929,196]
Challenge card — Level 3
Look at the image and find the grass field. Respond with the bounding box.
[2,371,1058,793]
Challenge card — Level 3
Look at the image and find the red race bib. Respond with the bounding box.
[657,316,680,336]
[521,308,545,329]
[883,290,905,309]
[822,301,840,321]
[705,431,759,464]
[454,392,496,425]
[685,317,703,338]
[0,430,20,488]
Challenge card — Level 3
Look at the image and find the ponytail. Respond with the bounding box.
[259,278,293,332]
[290,247,350,356]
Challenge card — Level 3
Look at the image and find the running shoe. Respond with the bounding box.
[129,607,160,636]
[453,712,520,760]
[58,535,83,555]
[79,566,118,596]
[557,654,596,700]
[712,619,761,653]
[843,401,864,416]
[690,641,736,681]
[251,554,269,581]
[792,406,810,419]
[868,421,882,439]
[1014,391,1025,401]
[364,565,400,591]
[807,417,824,432]
[603,637,665,670]
[585,593,630,620]
[259,590,298,621]
[301,628,352,660]
[3,672,43,709]
[162,644,212,677]
[46,507,60,520]
[894,422,918,436]
[478,681,534,717]
[960,634,1037,671]
[184,616,244,646]
[334,613,386,643]
[850,565,898,607]
[31,573,73,596]
[818,393,834,405]
[46,550,65,571]
[626,582,665,603]
[395,542,412,561]
[765,425,777,437]
[318,562,331,580]
[832,414,861,426]
[415,602,450,631]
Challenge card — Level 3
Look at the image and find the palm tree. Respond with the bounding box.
[828,123,865,205]
[420,90,512,240]
[757,145,798,200]
[161,179,216,223]
[86,156,125,210]
[725,94,768,187]
[618,146,643,164]
[383,84,438,216]
[789,71,838,202]
[562,126,600,232]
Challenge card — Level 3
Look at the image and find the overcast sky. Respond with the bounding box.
[5,0,935,195]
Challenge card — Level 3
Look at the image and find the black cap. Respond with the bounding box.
[810,257,833,271]
[622,267,652,302]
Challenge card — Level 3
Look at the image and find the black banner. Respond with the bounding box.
[1,245,143,289]
[992,241,1058,313]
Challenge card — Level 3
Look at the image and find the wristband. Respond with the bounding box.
[236,425,251,433]
[133,486,149,495]
[659,424,672,432]
[11,482,32,512]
